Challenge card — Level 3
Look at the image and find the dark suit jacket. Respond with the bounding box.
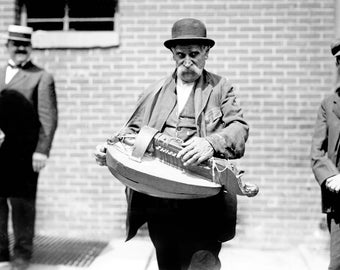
[0,61,58,197]
[311,88,340,213]
[121,70,249,242]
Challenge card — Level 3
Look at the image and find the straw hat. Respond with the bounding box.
[3,25,33,43]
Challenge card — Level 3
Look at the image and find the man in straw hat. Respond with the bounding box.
[0,25,58,270]
[311,38,340,270]
[95,18,249,270]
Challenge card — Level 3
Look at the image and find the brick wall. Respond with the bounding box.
[0,0,15,62]
[0,0,336,249]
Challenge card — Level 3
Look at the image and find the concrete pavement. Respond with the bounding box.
[89,238,329,270]
[23,237,329,270]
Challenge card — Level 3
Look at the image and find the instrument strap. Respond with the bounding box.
[131,126,159,162]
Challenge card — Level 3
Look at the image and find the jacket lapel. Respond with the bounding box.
[146,77,177,130]
[194,71,213,131]
[145,71,213,131]
[6,69,27,89]
[333,88,340,119]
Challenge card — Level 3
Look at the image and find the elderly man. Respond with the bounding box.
[95,18,249,270]
[311,39,340,270]
[0,25,58,270]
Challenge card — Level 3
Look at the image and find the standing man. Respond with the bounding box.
[311,39,340,270]
[95,18,249,270]
[0,25,58,270]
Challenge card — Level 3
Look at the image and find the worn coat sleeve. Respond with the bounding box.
[205,79,249,159]
[311,100,339,185]
[35,72,58,156]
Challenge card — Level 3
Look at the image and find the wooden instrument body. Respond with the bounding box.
[107,142,221,199]
[106,126,259,199]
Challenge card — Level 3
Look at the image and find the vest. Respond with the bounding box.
[163,88,197,142]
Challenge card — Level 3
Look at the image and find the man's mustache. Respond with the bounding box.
[15,50,27,54]
[178,65,202,76]
[178,65,199,73]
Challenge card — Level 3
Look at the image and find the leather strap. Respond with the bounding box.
[131,126,159,162]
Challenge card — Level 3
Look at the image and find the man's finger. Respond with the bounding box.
[328,182,340,192]
[95,156,106,164]
[195,154,210,165]
[183,153,201,166]
[97,160,107,166]
[177,146,190,158]
[181,138,194,147]
[94,152,106,158]
[181,148,198,162]
[33,160,44,172]
[96,144,107,153]
[334,183,340,192]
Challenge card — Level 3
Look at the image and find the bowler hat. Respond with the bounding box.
[164,18,215,49]
[331,38,340,56]
[4,25,33,43]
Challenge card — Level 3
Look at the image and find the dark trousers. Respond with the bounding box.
[148,219,221,270]
[146,196,223,270]
[328,213,340,270]
[0,197,36,262]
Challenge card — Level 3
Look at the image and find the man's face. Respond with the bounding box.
[171,44,209,83]
[6,40,32,65]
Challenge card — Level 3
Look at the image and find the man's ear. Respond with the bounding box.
[171,48,176,61]
[204,46,210,60]
[204,50,210,60]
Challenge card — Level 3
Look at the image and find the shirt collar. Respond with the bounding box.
[8,58,30,68]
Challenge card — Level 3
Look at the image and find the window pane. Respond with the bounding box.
[68,0,116,18]
[69,21,114,31]
[21,0,118,31]
[28,22,64,31]
[25,0,65,18]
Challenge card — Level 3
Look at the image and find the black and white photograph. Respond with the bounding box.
[0,0,338,269]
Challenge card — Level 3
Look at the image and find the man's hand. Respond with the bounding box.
[32,152,48,172]
[326,174,340,193]
[94,144,108,166]
[176,137,214,166]
[0,129,4,148]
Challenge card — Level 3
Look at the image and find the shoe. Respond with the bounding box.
[0,262,11,270]
[10,258,29,270]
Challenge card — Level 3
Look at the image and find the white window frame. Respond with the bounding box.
[20,1,120,49]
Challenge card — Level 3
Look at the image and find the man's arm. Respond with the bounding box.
[311,100,339,186]
[33,72,58,172]
[205,79,249,160]
[178,78,249,165]
[35,72,58,155]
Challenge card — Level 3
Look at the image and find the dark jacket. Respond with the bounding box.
[0,61,58,197]
[122,70,249,242]
[311,88,340,213]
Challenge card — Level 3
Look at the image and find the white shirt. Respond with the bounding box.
[5,59,19,84]
[176,79,194,114]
